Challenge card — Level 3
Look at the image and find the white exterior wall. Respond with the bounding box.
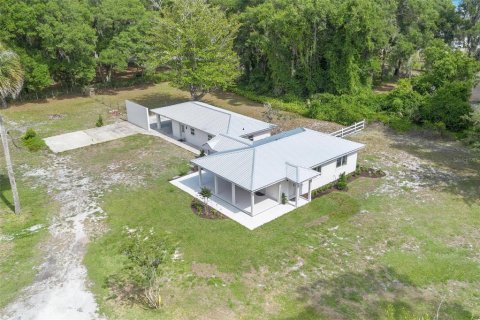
[184,125,210,148]
[126,100,150,130]
[300,152,358,194]
[265,184,279,201]
[252,131,271,141]
[171,120,181,139]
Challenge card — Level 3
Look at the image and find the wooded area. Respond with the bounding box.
[0,0,479,145]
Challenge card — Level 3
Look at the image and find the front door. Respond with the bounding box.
[180,124,186,139]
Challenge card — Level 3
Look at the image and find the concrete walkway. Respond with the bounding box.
[44,121,200,155]
[170,172,309,230]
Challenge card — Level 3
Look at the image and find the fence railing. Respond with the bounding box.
[330,120,366,138]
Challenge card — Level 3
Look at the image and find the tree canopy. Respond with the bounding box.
[150,0,240,100]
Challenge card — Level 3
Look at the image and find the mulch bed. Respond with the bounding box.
[191,199,228,220]
[307,167,386,200]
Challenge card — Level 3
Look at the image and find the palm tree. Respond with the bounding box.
[0,43,23,213]
[0,43,24,108]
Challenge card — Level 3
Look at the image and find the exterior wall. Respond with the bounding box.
[252,131,271,141]
[299,152,358,194]
[184,125,210,148]
[265,184,279,201]
[126,100,150,130]
[171,120,181,139]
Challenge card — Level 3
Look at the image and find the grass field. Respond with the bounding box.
[0,82,479,319]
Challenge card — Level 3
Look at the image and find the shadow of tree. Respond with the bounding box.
[285,267,474,320]
[0,174,15,212]
[386,130,480,205]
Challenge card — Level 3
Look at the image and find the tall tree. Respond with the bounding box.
[0,43,22,213]
[93,0,152,82]
[458,0,480,58]
[150,0,240,100]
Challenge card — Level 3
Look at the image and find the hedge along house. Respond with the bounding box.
[191,128,365,216]
[150,101,276,149]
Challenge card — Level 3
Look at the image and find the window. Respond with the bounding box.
[208,134,213,140]
[336,155,348,167]
[190,128,195,135]
[313,165,322,173]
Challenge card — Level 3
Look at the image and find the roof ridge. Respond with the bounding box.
[193,144,253,161]
[250,148,256,190]
[193,101,233,117]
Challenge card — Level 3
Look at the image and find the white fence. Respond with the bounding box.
[330,120,365,138]
[126,100,150,131]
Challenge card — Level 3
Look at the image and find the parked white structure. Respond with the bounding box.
[150,101,276,149]
[191,128,365,217]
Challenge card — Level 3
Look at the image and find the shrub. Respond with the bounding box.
[105,228,174,308]
[281,192,287,205]
[21,128,46,152]
[96,114,104,127]
[420,81,472,131]
[336,173,348,191]
[199,149,205,157]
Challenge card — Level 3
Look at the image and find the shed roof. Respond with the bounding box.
[151,101,275,137]
[192,128,365,191]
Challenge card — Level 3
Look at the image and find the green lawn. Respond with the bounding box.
[1,82,479,319]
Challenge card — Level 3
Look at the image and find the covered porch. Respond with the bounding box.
[170,171,309,230]
[197,168,312,216]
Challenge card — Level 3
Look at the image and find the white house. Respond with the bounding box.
[150,101,276,149]
[191,128,365,216]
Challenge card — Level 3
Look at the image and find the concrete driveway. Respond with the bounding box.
[44,121,144,153]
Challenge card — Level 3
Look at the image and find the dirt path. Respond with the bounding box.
[1,155,104,320]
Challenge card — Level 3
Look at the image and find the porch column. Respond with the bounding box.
[278,183,282,204]
[250,191,255,215]
[308,179,312,201]
[231,182,236,205]
[156,114,161,130]
[295,183,300,207]
[198,167,203,186]
[214,175,218,195]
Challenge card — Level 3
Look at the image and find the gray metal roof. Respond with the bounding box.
[192,128,365,191]
[150,101,275,137]
[203,134,252,153]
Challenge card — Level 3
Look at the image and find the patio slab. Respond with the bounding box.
[170,172,309,230]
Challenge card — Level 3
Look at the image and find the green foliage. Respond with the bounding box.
[150,0,240,100]
[309,90,379,125]
[106,228,174,307]
[95,114,104,127]
[281,192,287,205]
[463,108,480,150]
[199,186,212,205]
[0,43,24,107]
[380,80,425,121]
[21,128,46,152]
[336,173,348,191]
[420,81,473,131]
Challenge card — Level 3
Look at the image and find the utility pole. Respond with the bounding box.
[0,115,20,213]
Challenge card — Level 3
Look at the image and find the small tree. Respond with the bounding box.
[336,173,348,191]
[199,186,212,213]
[96,114,104,127]
[281,192,287,205]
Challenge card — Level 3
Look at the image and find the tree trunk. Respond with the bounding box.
[0,115,21,214]
[1,97,7,109]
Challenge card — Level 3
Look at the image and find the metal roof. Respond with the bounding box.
[150,101,275,137]
[192,128,365,191]
[203,134,252,153]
